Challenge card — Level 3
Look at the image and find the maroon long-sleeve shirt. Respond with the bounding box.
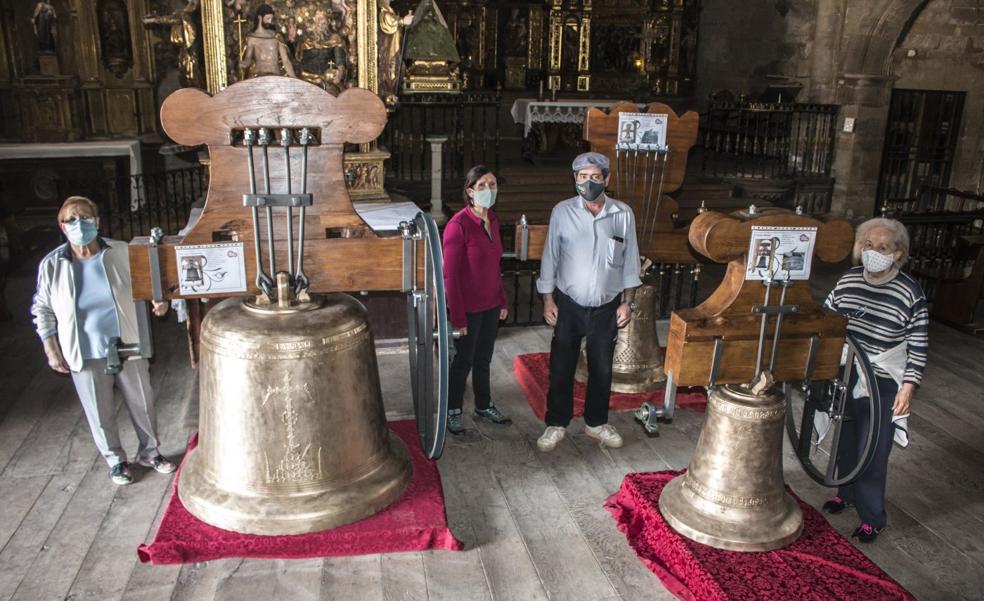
[442,206,507,328]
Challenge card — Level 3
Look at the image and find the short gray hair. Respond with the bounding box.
[852,217,910,267]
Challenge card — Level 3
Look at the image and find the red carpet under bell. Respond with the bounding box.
[606,471,916,601]
[137,420,462,564]
[513,352,707,419]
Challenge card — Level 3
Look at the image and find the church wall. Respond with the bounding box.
[892,0,984,193]
[695,0,818,107]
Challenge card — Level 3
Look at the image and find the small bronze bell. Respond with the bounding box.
[658,381,803,551]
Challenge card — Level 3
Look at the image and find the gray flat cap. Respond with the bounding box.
[571,151,610,173]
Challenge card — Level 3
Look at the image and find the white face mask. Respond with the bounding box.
[472,188,496,208]
[861,249,895,273]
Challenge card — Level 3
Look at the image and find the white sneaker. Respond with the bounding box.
[585,424,623,448]
[537,426,566,451]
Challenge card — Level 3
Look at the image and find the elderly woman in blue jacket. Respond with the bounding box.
[31,196,175,485]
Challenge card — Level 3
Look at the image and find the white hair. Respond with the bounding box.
[852,217,910,267]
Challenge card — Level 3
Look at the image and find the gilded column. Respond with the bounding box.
[201,0,228,93]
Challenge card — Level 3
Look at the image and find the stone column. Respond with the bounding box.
[426,135,448,221]
[829,73,894,218]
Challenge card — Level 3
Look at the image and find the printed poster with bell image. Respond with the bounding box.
[616,112,668,151]
[175,242,248,295]
[745,226,818,281]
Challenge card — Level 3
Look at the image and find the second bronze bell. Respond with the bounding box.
[576,283,666,392]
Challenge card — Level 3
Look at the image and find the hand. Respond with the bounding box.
[499,307,508,321]
[43,337,69,374]
[893,383,915,416]
[543,297,558,326]
[616,303,632,328]
[457,326,468,337]
[151,300,169,317]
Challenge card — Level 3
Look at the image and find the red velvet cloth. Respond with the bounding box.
[137,420,463,564]
[513,352,707,420]
[606,471,916,601]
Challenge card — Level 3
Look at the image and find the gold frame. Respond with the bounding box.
[200,0,380,95]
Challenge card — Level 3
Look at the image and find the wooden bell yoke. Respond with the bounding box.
[128,76,414,301]
[664,208,855,388]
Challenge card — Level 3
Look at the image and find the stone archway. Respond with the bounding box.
[828,0,932,217]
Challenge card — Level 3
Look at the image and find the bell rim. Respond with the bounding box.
[177,432,413,536]
[658,475,804,552]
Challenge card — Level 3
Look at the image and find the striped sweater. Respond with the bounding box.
[825,266,929,386]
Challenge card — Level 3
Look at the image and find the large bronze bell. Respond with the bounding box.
[659,383,803,551]
[576,283,666,392]
[178,290,412,535]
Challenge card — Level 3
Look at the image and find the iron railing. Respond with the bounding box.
[87,165,208,240]
[701,102,839,180]
[886,187,984,301]
[381,91,501,186]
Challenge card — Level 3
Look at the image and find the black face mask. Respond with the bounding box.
[576,179,606,202]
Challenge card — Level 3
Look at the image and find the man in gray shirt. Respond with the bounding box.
[535,152,642,451]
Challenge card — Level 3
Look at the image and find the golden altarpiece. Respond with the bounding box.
[390,0,699,97]
[197,0,409,202]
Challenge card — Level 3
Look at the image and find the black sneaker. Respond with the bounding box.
[110,462,133,485]
[852,523,884,543]
[448,413,465,435]
[137,454,177,474]
[822,496,852,515]
[474,406,512,425]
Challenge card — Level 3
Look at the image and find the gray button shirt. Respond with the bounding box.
[536,194,642,307]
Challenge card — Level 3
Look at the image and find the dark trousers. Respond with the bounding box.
[545,291,620,428]
[836,374,898,529]
[449,307,500,413]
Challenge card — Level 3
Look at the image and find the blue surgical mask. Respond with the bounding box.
[65,218,98,246]
[473,188,496,208]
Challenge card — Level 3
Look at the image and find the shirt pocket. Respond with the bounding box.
[607,238,625,268]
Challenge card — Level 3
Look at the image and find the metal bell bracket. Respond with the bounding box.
[241,126,315,303]
[612,146,671,257]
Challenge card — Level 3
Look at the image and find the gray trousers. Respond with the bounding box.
[70,358,160,467]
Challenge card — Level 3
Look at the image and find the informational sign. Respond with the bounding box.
[175,242,248,295]
[616,112,668,151]
[745,226,818,281]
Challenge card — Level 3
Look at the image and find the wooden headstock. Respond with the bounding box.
[583,101,698,197]
[128,77,413,300]
[664,208,854,387]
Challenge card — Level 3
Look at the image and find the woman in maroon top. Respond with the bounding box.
[443,165,512,434]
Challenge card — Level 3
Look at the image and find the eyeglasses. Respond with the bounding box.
[575,173,605,183]
[61,216,96,225]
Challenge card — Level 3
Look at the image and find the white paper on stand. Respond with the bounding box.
[353,201,422,234]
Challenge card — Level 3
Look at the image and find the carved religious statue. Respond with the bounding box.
[30,0,57,53]
[293,9,348,93]
[144,0,202,87]
[242,3,296,78]
[377,0,413,106]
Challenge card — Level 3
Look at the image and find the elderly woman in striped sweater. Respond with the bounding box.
[821,217,929,543]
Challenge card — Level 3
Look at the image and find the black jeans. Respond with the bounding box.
[545,290,620,428]
[449,307,501,413]
[836,373,898,529]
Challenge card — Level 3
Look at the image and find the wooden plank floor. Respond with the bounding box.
[1,263,983,601]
